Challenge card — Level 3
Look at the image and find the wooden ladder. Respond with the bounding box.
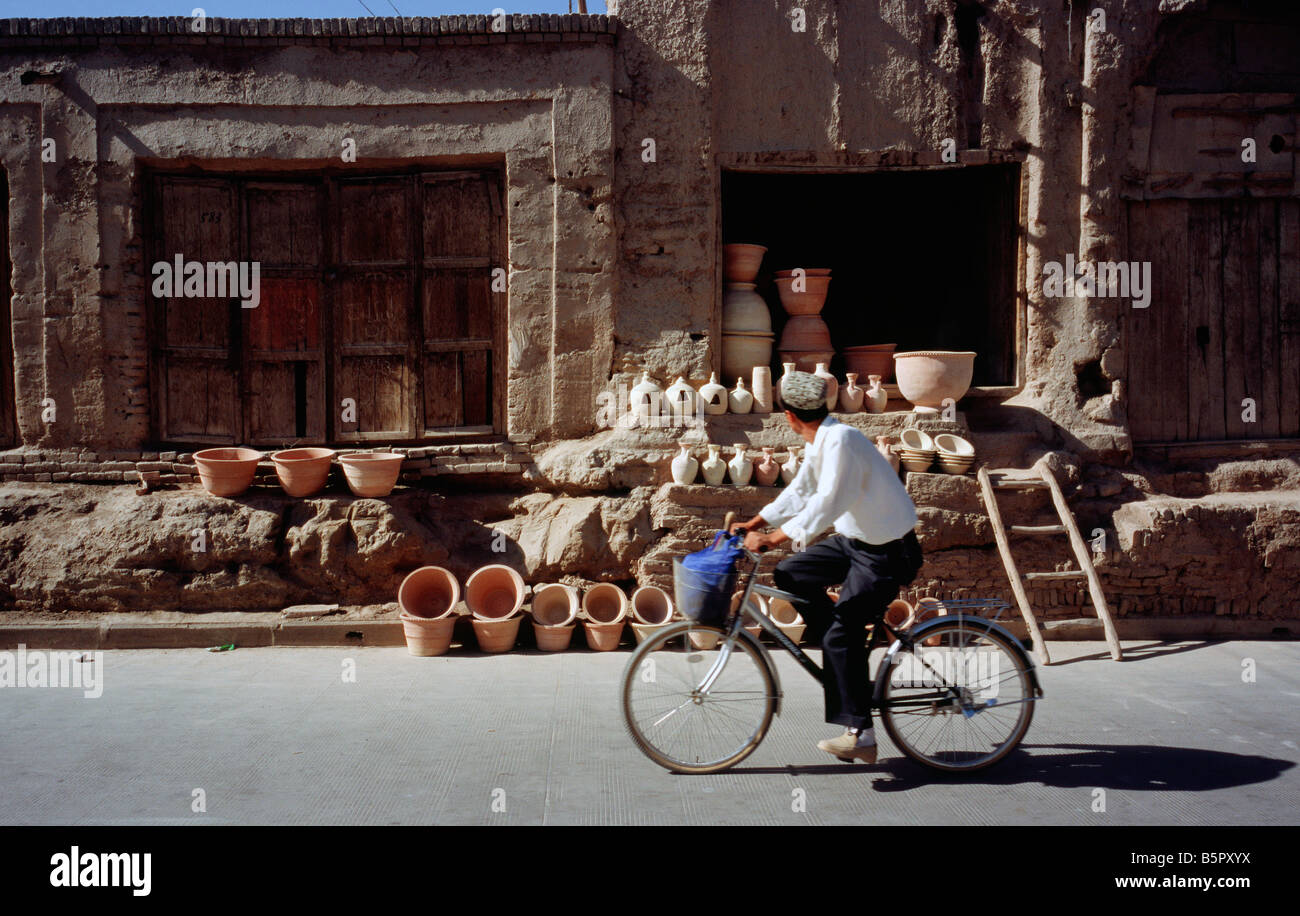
[976,458,1123,665]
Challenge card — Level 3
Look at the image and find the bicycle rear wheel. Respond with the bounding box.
[879,619,1035,772]
[622,621,776,774]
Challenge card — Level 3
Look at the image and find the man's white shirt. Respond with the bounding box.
[759,416,918,547]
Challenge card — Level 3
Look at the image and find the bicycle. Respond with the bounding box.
[621,530,1044,775]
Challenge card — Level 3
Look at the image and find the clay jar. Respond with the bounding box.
[754,447,781,486]
[193,447,263,498]
[727,443,753,486]
[699,372,729,415]
[751,367,772,414]
[701,444,727,486]
[729,377,754,414]
[840,373,864,413]
[814,363,839,411]
[781,446,802,484]
[630,585,674,625]
[865,374,888,414]
[628,371,663,427]
[271,447,336,497]
[466,565,526,621]
[665,376,701,425]
[339,452,404,498]
[777,362,797,400]
[472,616,523,653]
[671,443,698,485]
[398,566,461,619]
[722,283,773,334]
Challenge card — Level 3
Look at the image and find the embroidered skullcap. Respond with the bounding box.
[779,370,827,410]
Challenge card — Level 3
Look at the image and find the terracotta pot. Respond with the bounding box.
[840,374,864,413]
[884,598,914,629]
[875,436,901,473]
[339,452,404,498]
[531,583,579,627]
[398,566,461,619]
[914,597,948,646]
[688,627,721,650]
[631,585,674,625]
[473,615,523,653]
[722,283,773,334]
[271,447,335,497]
[934,433,975,457]
[193,447,263,497]
[842,344,897,383]
[533,622,575,652]
[768,598,802,627]
[582,583,629,624]
[466,565,527,621]
[583,620,625,651]
[773,268,831,278]
[400,612,456,657]
[631,621,676,644]
[864,375,888,414]
[777,315,832,351]
[900,428,936,451]
[723,243,767,283]
[722,332,774,384]
[774,274,831,315]
[894,350,976,414]
[754,447,781,486]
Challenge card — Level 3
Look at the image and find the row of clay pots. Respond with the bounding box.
[671,442,801,486]
[627,370,773,424]
[192,447,404,499]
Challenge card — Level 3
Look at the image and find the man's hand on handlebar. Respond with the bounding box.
[729,514,791,554]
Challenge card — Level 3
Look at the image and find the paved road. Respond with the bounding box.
[1,640,1296,825]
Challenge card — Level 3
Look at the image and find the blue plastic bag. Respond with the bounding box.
[673,531,745,627]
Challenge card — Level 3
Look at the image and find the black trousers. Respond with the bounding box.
[773,531,923,729]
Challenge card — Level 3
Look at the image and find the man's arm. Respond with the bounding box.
[779,435,863,548]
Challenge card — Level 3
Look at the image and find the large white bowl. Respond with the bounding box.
[894,351,976,414]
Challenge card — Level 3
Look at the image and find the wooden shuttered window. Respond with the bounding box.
[147,168,503,447]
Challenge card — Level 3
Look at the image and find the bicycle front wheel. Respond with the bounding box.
[622,621,777,775]
[880,619,1036,773]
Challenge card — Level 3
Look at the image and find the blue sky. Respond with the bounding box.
[0,1,608,16]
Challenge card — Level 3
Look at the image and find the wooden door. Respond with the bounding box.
[0,171,13,447]
[151,177,242,444]
[420,172,501,433]
[244,182,326,446]
[331,177,418,442]
[1127,198,1300,443]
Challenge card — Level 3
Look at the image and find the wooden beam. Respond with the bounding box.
[977,467,1050,666]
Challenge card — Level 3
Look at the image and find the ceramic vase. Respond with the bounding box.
[728,377,754,414]
[777,362,796,403]
[699,372,728,416]
[876,435,900,473]
[754,447,781,486]
[670,443,698,485]
[701,444,727,486]
[840,373,864,413]
[727,443,753,486]
[781,446,801,485]
[398,566,461,619]
[751,367,772,414]
[814,363,839,411]
[665,376,700,426]
[629,371,663,428]
[865,374,888,414]
[193,447,263,498]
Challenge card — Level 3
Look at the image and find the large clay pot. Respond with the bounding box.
[271,447,335,497]
[398,566,461,619]
[778,315,832,351]
[670,443,698,485]
[727,443,753,486]
[699,372,729,415]
[893,351,976,414]
[582,583,629,624]
[400,612,456,657]
[843,344,897,383]
[722,331,774,383]
[631,621,675,644]
[751,367,772,414]
[531,583,579,627]
[722,283,773,334]
[774,272,831,315]
[193,447,263,497]
[466,565,526,621]
[723,243,766,283]
[534,622,575,652]
[472,615,522,653]
[583,621,625,651]
[339,452,404,498]
[754,447,780,486]
[630,585,674,625]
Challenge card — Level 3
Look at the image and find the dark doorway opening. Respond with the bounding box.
[721,165,1021,387]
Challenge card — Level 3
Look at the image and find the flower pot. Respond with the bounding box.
[531,583,579,627]
[721,331,774,383]
[533,622,576,652]
[631,621,675,644]
[466,564,526,621]
[271,447,336,497]
[339,452,404,497]
[774,273,831,315]
[193,447,263,497]
[582,583,629,624]
[688,628,721,650]
[884,598,914,629]
[722,283,773,334]
[472,615,523,653]
[768,598,803,627]
[934,433,975,457]
[400,612,456,657]
[723,243,767,283]
[894,351,976,414]
[583,620,625,651]
[398,566,461,619]
[631,585,674,625]
[842,344,897,383]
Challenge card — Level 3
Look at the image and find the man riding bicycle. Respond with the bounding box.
[730,370,923,764]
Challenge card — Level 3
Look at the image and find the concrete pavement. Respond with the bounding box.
[1,640,1296,825]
